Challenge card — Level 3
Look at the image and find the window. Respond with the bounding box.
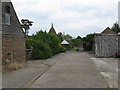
[7,53,12,60]
[5,13,10,25]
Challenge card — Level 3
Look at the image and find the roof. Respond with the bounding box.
[101,27,116,34]
[118,32,120,34]
[61,40,69,45]
[49,23,56,34]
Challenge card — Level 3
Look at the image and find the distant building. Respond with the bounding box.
[1,0,26,66]
[61,40,69,45]
[49,23,57,34]
[61,40,70,49]
[94,27,120,57]
[101,27,116,34]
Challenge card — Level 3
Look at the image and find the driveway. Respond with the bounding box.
[3,52,118,88]
[30,52,107,88]
[3,53,63,88]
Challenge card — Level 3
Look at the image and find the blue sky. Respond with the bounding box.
[12,0,119,37]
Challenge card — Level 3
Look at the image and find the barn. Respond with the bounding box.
[94,27,120,57]
[0,0,26,67]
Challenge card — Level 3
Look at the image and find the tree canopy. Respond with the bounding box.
[111,22,120,33]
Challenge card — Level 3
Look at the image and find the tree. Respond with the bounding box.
[111,22,120,33]
[76,36,81,39]
[21,19,33,37]
[72,39,81,47]
[25,30,62,59]
[81,33,95,51]
[81,34,94,42]
[72,36,81,47]
[57,32,63,41]
[64,34,73,40]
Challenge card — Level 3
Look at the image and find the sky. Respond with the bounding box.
[11,0,119,37]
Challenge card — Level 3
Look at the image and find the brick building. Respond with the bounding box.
[0,0,26,66]
[94,27,120,57]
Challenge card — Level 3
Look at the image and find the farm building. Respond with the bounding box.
[94,27,120,57]
[1,0,26,67]
[49,23,57,34]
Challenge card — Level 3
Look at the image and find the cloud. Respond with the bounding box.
[11,0,119,37]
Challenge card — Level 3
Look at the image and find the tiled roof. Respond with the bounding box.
[49,23,56,34]
[101,27,116,34]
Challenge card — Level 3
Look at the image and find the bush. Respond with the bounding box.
[59,44,66,52]
[46,33,61,55]
[32,31,61,54]
[25,30,65,59]
[32,40,52,59]
[26,38,52,59]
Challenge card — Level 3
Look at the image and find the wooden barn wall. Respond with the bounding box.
[95,34,119,57]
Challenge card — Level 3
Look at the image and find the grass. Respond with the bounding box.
[6,62,24,70]
[70,48,78,51]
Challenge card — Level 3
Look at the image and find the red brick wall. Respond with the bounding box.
[2,35,26,64]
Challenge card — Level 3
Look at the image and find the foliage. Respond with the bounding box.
[25,30,62,59]
[81,33,95,42]
[59,44,66,52]
[81,33,95,51]
[64,34,73,40]
[57,32,63,41]
[32,40,52,59]
[72,38,81,47]
[111,23,120,33]
[76,36,81,39]
[70,48,78,51]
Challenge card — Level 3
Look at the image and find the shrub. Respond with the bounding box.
[26,38,52,59]
[59,44,66,52]
[25,30,63,59]
[32,40,52,59]
[46,33,61,55]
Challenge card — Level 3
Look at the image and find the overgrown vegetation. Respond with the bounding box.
[6,62,24,70]
[25,30,65,60]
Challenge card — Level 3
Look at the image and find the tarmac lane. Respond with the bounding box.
[30,52,107,88]
[3,52,117,88]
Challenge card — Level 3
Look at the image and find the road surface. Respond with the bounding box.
[30,52,106,88]
[3,52,118,88]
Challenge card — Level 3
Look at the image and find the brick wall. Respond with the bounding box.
[2,2,26,65]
